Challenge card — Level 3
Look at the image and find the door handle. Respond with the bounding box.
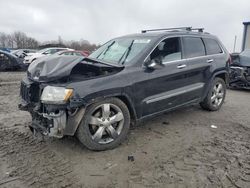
[207,59,214,63]
[177,64,187,69]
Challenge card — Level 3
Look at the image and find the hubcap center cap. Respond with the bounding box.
[102,119,111,127]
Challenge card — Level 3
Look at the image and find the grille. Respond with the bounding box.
[20,82,31,102]
[20,82,40,103]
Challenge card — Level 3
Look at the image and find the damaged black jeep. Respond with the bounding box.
[19,27,230,150]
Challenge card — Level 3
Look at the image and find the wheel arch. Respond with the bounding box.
[202,70,228,101]
[82,92,137,122]
[115,95,137,124]
[214,71,229,86]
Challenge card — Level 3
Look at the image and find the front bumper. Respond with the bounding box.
[19,77,86,138]
[19,101,85,138]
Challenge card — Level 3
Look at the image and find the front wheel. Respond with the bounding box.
[200,77,226,111]
[76,97,130,151]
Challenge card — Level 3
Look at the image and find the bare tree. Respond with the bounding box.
[58,35,63,45]
[0,32,7,48]
[66,40,99,52]
[12,31,26,48]
[6,34,14,48]
[0,31,98,51]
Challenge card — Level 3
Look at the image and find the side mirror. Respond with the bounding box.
[43,52,49,55]
[145,59,164,70]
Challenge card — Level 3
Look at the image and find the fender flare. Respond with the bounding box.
[202,70,229,100]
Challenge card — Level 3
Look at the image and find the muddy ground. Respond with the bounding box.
[0,72,249,188]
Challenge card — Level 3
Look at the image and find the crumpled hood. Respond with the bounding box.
[28,55,84,82]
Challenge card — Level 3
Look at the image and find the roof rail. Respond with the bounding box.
[191,28,204,32]
[141,27,204,33]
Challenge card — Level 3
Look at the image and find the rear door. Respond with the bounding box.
[202,37,224,69]
[181,36,210,102]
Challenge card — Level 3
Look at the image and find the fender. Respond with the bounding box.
[66,91,137,136]
[82,92,137,120]
[202,70,229,100]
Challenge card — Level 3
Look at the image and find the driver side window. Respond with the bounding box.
[150,37,182,63]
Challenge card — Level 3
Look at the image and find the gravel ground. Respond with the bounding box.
[0,72,249,188]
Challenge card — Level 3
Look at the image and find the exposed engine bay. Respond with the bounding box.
[68,61,123,82]
[20,56,124,138]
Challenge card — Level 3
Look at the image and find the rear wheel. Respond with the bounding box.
[76,97,130,151]
[200,77,226,111]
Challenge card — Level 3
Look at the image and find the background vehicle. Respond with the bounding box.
[19,27,230,151]
[11,49,37,59]
[23,47,72,64]
[54,50,89,57]
[0,50,27,71]
[229,49,250,89]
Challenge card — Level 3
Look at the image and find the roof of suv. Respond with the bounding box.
[120,30,215,39]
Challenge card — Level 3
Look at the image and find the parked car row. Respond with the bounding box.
[11,49,38,59]
[0,47,89,71]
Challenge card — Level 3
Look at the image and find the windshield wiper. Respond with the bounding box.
[96,41,115,59]
[119,40,134,65]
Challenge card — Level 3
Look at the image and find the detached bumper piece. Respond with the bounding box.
[229,66,250,89]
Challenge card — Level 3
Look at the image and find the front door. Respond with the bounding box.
[133,37,199,117]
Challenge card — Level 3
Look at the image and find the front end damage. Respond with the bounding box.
[19,55,123,138]
[229,66,250,89]
[19,79,86,138]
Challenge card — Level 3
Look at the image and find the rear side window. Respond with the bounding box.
[183,37,205,58]
[203,38,223,55]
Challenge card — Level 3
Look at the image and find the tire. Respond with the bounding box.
[200,77,226,111]
[76,97,130,151]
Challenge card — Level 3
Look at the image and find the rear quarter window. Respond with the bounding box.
[203,38,223,55]
[182,37,205,58]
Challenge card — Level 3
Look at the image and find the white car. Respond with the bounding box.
[24,47,73,64]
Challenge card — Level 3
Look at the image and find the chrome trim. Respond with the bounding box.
[144,82,204,104]
[177,64,187,69]
[207,59,214,63]
[143,35,225,67]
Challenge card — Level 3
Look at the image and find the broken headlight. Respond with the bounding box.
[41,86,73,104]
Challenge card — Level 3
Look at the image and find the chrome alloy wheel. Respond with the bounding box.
[88,103,124,144]
[211,82,224,107]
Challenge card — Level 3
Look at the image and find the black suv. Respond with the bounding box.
[19,27,230,151]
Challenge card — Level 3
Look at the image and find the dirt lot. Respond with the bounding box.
[0,72,249,188]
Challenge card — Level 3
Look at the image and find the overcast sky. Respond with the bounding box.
[0,0,249,52]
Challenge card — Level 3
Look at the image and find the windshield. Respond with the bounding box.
[89,37,152,65]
